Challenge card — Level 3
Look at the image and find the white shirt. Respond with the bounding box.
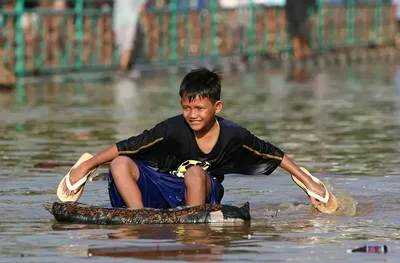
[113,0,146,29]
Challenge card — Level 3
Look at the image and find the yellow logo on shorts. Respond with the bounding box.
[170,160,211,177]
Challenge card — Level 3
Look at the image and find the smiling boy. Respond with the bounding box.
[65,68,333,211]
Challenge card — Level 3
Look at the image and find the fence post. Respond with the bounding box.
[316,0,325,53]
[375,0,382,45]
[274,8,282,55]
[347,0,355,47]
[169,0,178,64]
[15,0,24,78]
[327,1,334,49]
[75,0,84,70]
[248,0,256,65]
[15,80,26,106]
[210,0,219,64]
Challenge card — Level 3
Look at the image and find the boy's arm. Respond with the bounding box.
[69,120,168,186]
[69,144,118,186]
[241,129,326,203]
[115,120,167,158]
[279,154,326,203]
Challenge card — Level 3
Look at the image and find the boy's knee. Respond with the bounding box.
[110,156,132,169]
[110,156,139,181]
[184,166,207,187]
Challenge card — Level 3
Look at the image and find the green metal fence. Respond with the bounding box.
[0,0,396,78]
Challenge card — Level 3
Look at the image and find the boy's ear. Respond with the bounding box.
[214,100,223,114]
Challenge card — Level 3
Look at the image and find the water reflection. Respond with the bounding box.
[51,222,251,244]
[50,223,252,260]
[49,220,355,260]
[286,63,313,83]
[87,244,215,261]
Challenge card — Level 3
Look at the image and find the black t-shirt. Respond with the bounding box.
[116,115,284,183]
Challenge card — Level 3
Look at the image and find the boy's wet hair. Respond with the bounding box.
[179,67,222,103]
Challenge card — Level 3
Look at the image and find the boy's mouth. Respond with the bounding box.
[189,121,202,126]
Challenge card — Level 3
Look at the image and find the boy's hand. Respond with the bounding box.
[305,179,338,214]
[304,181,323,206]
[62,162,91,196]
[62,180,80,197]
[304,180,326,201]
[280,155,339,213]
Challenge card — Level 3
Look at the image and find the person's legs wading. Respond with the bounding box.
[119,24,135,71]
[288,20,302,60]
[298,21,311,58]
[291,35,302,60]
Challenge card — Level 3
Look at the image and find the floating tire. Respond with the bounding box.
[45,202,251,225]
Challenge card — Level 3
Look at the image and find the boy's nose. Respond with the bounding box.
[189,110,198,118]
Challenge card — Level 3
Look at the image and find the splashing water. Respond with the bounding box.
[313,180,358,217]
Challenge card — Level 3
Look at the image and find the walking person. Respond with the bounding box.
[113,0,147,73]
[285,0,317,61]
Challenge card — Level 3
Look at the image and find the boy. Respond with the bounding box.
[64,68,334,211]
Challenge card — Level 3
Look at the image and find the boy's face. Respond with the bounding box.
[181,95,222,132]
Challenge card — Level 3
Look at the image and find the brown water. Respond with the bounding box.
[0,64,399,262]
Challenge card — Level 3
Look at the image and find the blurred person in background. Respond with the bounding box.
[393,0,400,48]
[394,0,400,32]
[113,0,147,73]
[285,0,317,61]
[0,0,16,87]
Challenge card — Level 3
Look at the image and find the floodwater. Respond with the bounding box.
[0,63,399,262]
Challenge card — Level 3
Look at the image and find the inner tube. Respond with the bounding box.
[45,202,251,224]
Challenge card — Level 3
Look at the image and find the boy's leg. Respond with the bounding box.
[109,156,143,208]
[184,166,212,206]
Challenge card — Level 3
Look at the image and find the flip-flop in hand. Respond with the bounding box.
[56,153,97,202]
[291,167,339,214]
[62,175,82,197]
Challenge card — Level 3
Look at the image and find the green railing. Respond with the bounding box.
[310,0,394,53]
[0,0,396,78]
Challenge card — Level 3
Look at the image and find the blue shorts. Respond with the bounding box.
[108,159,223,209]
